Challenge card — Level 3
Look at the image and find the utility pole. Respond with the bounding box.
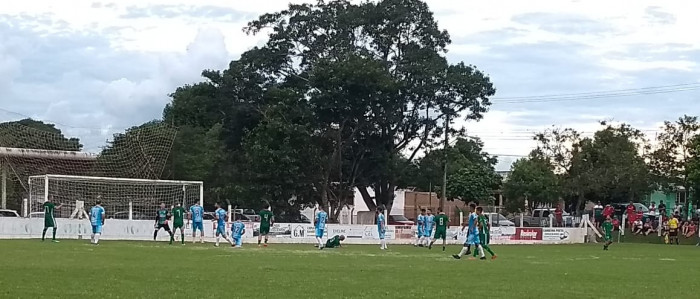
[441,114,449,210]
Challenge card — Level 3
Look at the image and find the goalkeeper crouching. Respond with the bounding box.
[323,235,345,249]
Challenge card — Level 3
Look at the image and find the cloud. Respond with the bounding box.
[0,13,231,152]
[122,4,248,21]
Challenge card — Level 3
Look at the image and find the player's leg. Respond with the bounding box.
[91,225,96,244]
[42,226,48,241]
[52,225,58,242]
[153,225,160,241]
[93,225,102,245]
[180,226,185,244]
[316,229,324,249]
[453,242,470,259]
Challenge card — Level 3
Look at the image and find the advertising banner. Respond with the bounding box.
[542,228,571,241]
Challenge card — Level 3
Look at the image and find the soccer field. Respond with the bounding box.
[0,240,697,298]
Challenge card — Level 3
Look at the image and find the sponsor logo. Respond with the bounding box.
[515,228,542,240]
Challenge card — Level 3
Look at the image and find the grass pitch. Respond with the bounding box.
[1,240,698,298]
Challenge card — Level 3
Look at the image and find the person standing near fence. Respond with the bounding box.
[42,195,63,242]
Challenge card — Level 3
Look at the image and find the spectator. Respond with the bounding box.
[659,201,667,217]
[632,219,643,235]
[612,217,620,231]
[603,204,614,222]
[626,202,636,227]
[684,221,696,238]
[593,202,604,228]
[649,201,657,214]
[554,205,563,227]
[642,218,655,236]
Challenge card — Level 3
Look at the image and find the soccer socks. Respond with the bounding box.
[380,239,387,249]
[153,230,158,241]
[457,247,469,257]
[52,228,57,241]
[477,245,485,258]
[316,237,323,249]
[42,228,48,241]
[484,245,495,256]
[91,233,95,244]
[181,232,185,244]
[94,233,101,244]
[216,236,220,246]
[170,233,174,244]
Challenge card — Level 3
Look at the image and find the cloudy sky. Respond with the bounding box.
[1,0,699,170]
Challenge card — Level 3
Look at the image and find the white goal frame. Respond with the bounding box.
[28,174,204,220]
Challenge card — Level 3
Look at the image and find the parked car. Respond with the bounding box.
[484,213,515,227]
[388,215,415,225]
[610,203,650,218]
[0,209,20,217]
[510,208,575,227]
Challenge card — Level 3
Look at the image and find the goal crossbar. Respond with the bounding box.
[29,174,203,185]
[0,147,97,160]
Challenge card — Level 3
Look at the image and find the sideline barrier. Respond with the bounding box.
[0,218,585,244]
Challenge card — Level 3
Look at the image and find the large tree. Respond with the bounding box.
[244,0,495,212]
[649,115,700,191]
[413,137,499,203]
[503,151,560,213]
[687,135,700,204]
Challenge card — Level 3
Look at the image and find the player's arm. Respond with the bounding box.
[56,203,64,210]
[101,210,105,225]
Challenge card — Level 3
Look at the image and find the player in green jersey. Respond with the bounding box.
[258,203,274,247]
[323,235,345,249]
[154,203,173,241]
[473,207,496,259]
[603,216,614,250]
[42,196,63,242]
[428,208,449,251]
[170,203,186,245]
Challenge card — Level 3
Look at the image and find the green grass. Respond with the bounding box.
[1,240,699,298]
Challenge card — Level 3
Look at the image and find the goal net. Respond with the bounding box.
[28,174,203,220]
[0,119,177,211]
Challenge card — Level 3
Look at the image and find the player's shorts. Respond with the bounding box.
[92,224,102,234]
[423,229,432,238]
[378,230,386,240]
[479,233,490,245]
[173,222,184,230]
[315,228,324,238]
[192,222,204,232]
[260,225,270,236]
[604,234,612,241]
[216,225,226,236]
[44,218,56,228]
[156,223,171,231]
[232,235,242,247]
[434,228,447,240]
[416,228,423,237]
[669,229,678,237]
[466,233,480,245]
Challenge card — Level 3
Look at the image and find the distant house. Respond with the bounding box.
[496,170,511,182]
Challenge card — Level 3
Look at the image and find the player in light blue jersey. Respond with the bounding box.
[189,202,205,244]
[89,200,105,245]
[423,209,435,247]
[214,203,234,247]
[231,219,246,248]
[377,206,387,250]
[315,207,328,250]
[414,209,425,247]
[453,203,485,260]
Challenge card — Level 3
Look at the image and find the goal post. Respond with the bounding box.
[28,174,203,220]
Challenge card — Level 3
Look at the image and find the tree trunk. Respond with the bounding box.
[574,193,584,217]
[358,185,377,211]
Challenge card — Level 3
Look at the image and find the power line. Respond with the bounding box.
[493,83,700,103]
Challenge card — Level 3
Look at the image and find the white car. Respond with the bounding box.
[0,209,20,217]
[484,213,515,227]
[28,212,44,219]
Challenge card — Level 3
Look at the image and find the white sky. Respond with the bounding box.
[1,0,699,170]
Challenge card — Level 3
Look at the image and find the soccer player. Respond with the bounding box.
[323,235,345,249]
[377,207,387,250]
[429,208,449,251]
[473,207,496,259]
[171,203,186,245]
[154,203,174,241]
[258,204,274,247]
[315,207,328,250]
[453,203,484,260]
[668,215,680,245]
[214,203,234,247]
[423,209,435,246]
[414,209,425,247]
[231,219,246,248]
[89,200,105,245]
[42,195,63,242]
[189,202,205,243]
[603,216,614,250]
